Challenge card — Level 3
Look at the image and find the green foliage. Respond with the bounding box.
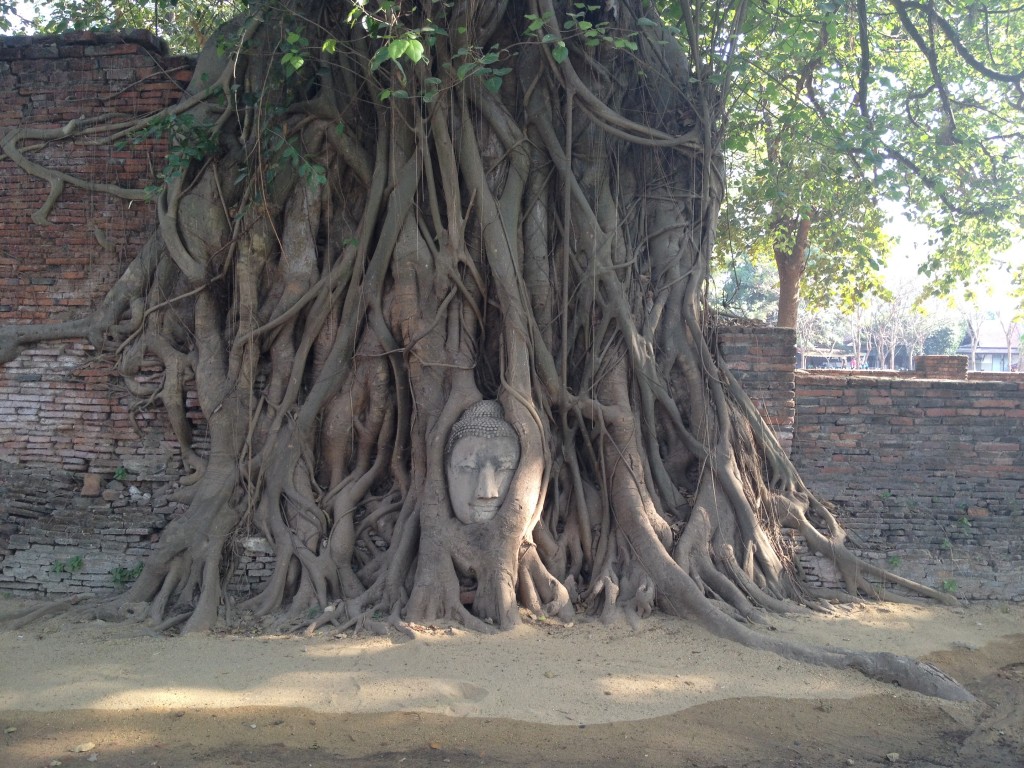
[941,578,958,593]
[719,0,1024,314]
[0,1,19,31]
[452,47,512,95]
[16,0,1024,310]
[20,0,244,53]
[123,113,219,194]
[561,3,638,51]
[113,466,128,481]
[524,2,639,63]
[265,131,327,188]
[110,562,144,585]
[51,555,84,574]
[923,322,966,355]
[280,31,310,76]
[710,259,779,322]
[369,35,426,71]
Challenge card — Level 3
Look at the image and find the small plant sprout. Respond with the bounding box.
[110,562,144,585]
[51,555,84,574]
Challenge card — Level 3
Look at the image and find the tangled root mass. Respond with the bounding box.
[0,0,971,701]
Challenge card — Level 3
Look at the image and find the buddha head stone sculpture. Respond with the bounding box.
[445,400,521,524]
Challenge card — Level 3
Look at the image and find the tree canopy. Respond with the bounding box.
[718,0,1024,323]
[8,0,242,49]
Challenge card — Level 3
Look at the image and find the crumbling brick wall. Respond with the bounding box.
[0,31,201,596]
[0,30,192,476]
[791,371,1024,600]
[717,324,797,453]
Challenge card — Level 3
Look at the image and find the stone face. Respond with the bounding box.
[445,401,520,525]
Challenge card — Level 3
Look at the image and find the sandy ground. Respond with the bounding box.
[0,597,1022,767]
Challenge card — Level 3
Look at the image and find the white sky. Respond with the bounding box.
[881,201,1023,319]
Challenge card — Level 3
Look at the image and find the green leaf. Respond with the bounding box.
[485,76,503,93]
[552,41,569,63]
[370,47,390,71]
[387,39,410,61]
[404,39,425,64]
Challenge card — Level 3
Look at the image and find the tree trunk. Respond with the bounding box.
[774,218,812,329]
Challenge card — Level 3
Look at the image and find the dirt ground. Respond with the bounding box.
[1,597,1021,768]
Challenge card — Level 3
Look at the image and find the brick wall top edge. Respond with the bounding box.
[0,29,177,58]
[716,323,795,337]
[796,370,1023,390]
[796,370,918,381]
[968,372,1024,383]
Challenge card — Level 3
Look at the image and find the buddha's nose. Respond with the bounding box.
[476,464,500,499]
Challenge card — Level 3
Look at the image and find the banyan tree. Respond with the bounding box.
[0,0,971,699]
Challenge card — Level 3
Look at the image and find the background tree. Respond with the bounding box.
[0,0,980,699]
[18,0,242,50]
[710,258,779,322]
[718,0,1024,328]
[795,305,848,367]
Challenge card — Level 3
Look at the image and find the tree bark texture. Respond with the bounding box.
[774,218,811,329]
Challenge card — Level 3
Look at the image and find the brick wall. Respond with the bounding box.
[915,355,968,379]
[0,31,191,476]
[717,323,796,452]
[0,32,197,596]
[791,371,1024,600]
